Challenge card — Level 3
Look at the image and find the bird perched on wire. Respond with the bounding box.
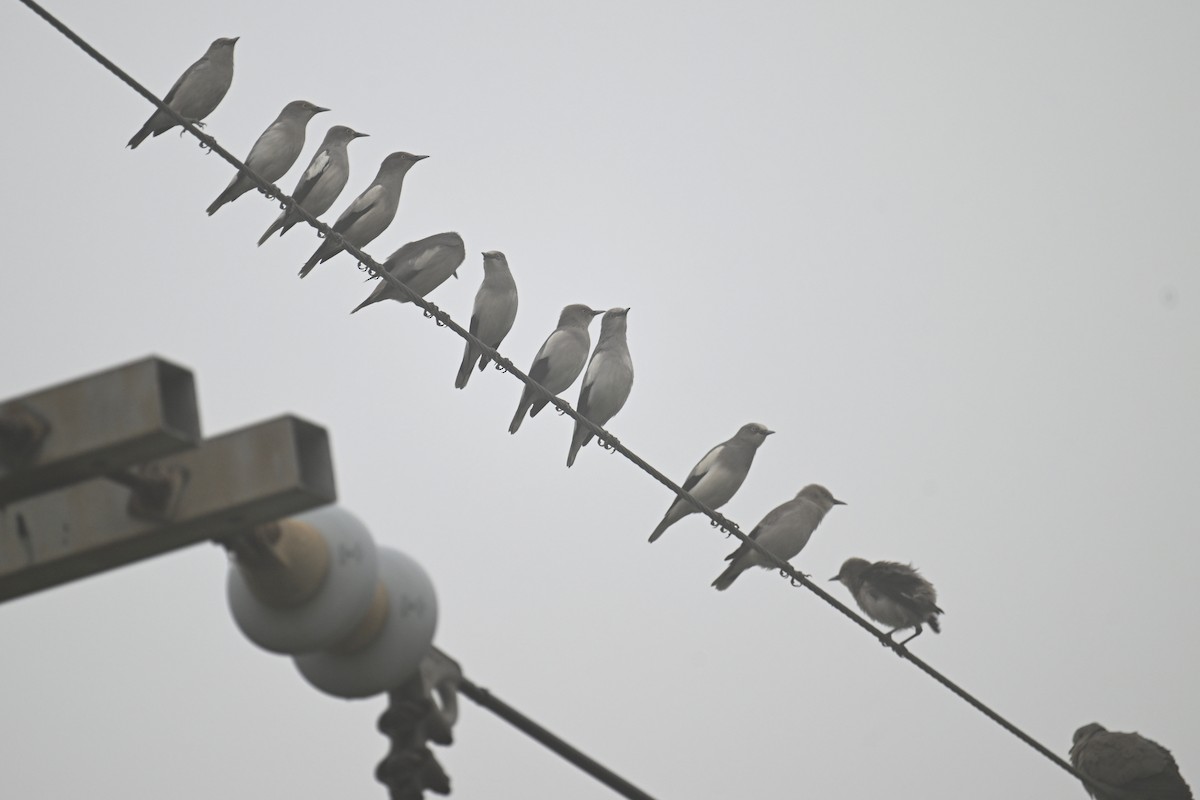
[509,305,603,434]
[298,151,427,278]
[567,308,634,468]
[206,100,328,216]
[128,37,238,149]
[830,558,943,647]
[350,232,465,313]
[257,125,367,244]
[1070,723,1193,800]
[712,484,844,591]
[649,423,774,543]
[456,251,519,389]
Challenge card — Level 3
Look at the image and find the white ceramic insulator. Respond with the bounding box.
[293,547,438,699]
[227,506,379,654]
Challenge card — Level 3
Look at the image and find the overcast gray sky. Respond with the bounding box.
[2,1,1197,798]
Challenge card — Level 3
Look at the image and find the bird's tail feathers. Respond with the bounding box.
[648,517,672,543]
[648,502,689,543]
[455,344,477,389]
[712,561,743,591]
[257,215,285,246]
[127,124,153,149]
[509,396,531,434]
[206,178,241,216]
[299,254,321,279]
[566,426,590,468]
[528,398,549,418]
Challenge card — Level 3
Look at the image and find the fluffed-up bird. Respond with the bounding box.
[712,484,844,590]
[1070,723,1193,800]
[298,152,427,278]
[830,558,943,646]
[257,125,367,244]
[509,305,603,434]
[649,423,774,543]
[566,308,633,467]
[456,251,519,389]
[128,37,238,149]
[350,232,465,313]
[206,100,327,215]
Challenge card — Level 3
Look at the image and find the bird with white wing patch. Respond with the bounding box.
[350,232,466,313]
[649,423,773,543]
[258,125,368,244]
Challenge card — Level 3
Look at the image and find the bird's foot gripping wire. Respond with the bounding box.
[780,568,810,586]
[880,630,909,657]
[597,436,620,452]
[492,360,510,374]
[421,308,449,327]
[178,118,208,138]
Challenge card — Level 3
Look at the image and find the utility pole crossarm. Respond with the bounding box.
[0,356,201,505]
[0,415,336,603]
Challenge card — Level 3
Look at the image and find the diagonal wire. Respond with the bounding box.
[457,676,657,800]
[15,0,1105,795]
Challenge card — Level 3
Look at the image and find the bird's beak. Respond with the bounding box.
[624,307,632,314]
[452,271,459,280]
[314,106,330,114]
[828,575,840,582]
[354,131,370,139]
[413,154,430,161]
[833,498,847,506]
[230,36,240,43]
[764,430,776,436]
[592,309,604,316]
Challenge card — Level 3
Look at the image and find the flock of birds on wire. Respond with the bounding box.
[122,36,1193,800]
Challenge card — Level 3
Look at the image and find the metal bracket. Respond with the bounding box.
[0,402,50,468]
[107,463,189,521]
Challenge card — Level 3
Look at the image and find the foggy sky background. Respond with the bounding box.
[1,2,1197,798]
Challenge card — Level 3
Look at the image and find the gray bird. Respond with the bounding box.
[456,251,519,389]
[128,37,238,149]
[298,152,428,278]
[1070,723,1193,800]
[712,484,845,590]
[649,423,774,543]
[509,305,603,434]
[830,558,943,646]
[206,100,328,216]
[350,232,465,313]
[566,308,634,467]
[257,125,367,244]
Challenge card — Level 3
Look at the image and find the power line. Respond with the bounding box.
[14,0,1103,795]
[458,677,658,800]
